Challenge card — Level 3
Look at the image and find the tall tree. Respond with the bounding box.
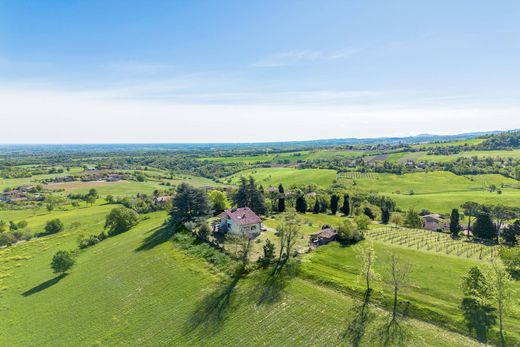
[473,213,495,240]
[313,198,320,214]
[355,242,379,293]
[170,183,209,224]
[295,195,307,214]
[330,194,340,215]
[489,205,517,241]
[404,209,422,229]
[450,208,461,236]
[233,176,266,214]
[207,190,230,213]
[490,259,513,346]
[277,184,285,212]
[341,193,350,216]
[386,252,412,320]
[461,201,480,232]
[277,218,300,260]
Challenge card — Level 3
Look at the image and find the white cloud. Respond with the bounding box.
[0,85,518,143]
[252,48,361,67]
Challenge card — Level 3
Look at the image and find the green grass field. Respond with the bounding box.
[387,150,520,163]
[339,171,520,213]
[0,207,485,346]
[228,167,338,188]
[301,240,520,346]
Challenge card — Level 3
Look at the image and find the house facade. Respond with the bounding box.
[421,214,448,231]
[220,207,262,236]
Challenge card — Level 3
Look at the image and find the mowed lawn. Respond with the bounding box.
[0,208,483,346]
[228,167,337,188]
[301,241,520,346]
[339,171,520,213]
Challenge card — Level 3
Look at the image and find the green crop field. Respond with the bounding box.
[227,167,338,188]
[0,206,485,346]
[386,150,520,163]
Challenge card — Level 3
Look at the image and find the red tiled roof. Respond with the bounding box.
[224,207,261,225]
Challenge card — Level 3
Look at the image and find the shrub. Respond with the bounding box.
[77,235,100,249]
[0,233,16,247]
[104,207,140,236]
[44,219,64,235]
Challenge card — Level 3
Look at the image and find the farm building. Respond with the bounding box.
[220,207,262,236]
[310,228,338,248]
[421,214,448,231]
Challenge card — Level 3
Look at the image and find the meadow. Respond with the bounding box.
[0,206,485,346]
[227,167,338,188]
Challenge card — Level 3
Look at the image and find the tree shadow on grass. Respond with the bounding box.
[22,273,68,297]
[342,290,375,347]
[372,316,409,347]
[185,270,241,334]
[135,225,175,252]
[460,297,496,343]
[256,258,300,306]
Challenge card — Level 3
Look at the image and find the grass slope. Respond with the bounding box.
[228,167,337,188]
[0,208,483,346]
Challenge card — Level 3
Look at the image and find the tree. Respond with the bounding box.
[233,176,266,214]
[277,184,285,213]
[461,266,492,302]
[45,219,64,235]
[258,239,276,267]
[295,195,307,213]
[363,207,375,220]
[450,208,461,236]
[84,194,96,206]
[386,252,412,320]
[390,214,403,229]
[499,245,520,279]
[51,250,75,274]
[355,242,379,292]
[207,190,230,213]
[170,183,210,223]
[104,207,140,236]
[461,201,480,232]
[404,209,422,229]
[341,193,350,216]
[489,205,517,241]
[313,198,320,214]
[277,218,300,260]
[105,195,115,204]
[490,259,513,345]
[379,197,395,225]
[319,196,328,213]
[473,213,495,240]
[502,220,520,245]
[330,194,340,215]
[354,215,371,231]
[197,222,211,240]
[381,209,390,224]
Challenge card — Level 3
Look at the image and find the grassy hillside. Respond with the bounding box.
[302,240,520,345]
[0,207,484,346]
[228,167,338,188]
[339,171,520,213]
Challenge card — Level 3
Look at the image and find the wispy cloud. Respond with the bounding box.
[104,61,175,74]
[252,48,361,67]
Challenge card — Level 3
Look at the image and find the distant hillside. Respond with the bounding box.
[478,130,520,150]
[0,129,515,154]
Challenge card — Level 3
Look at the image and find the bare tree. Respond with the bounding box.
[354,242,379,293]
[277,217,300,261]
[386,252,412,320]
[238,231,252,266]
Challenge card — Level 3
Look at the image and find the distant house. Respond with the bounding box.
[421,214,448,231]
[220,207,262,236]
[310,228,338,248]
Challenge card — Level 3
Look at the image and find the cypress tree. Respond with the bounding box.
[450,208,461,236]
[381,208,390,224]
[341,193,350,216]
[296,195,307,214]
[277,184,285,212]
[330,194,339,215]
[313,198,320,214]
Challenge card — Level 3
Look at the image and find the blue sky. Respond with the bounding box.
[0,0,519,143]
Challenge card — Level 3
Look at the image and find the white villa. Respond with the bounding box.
[220,207,262,236]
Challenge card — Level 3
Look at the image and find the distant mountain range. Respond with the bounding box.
[0,129,518,154]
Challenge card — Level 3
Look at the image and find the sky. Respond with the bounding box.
[0,0,519,143]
